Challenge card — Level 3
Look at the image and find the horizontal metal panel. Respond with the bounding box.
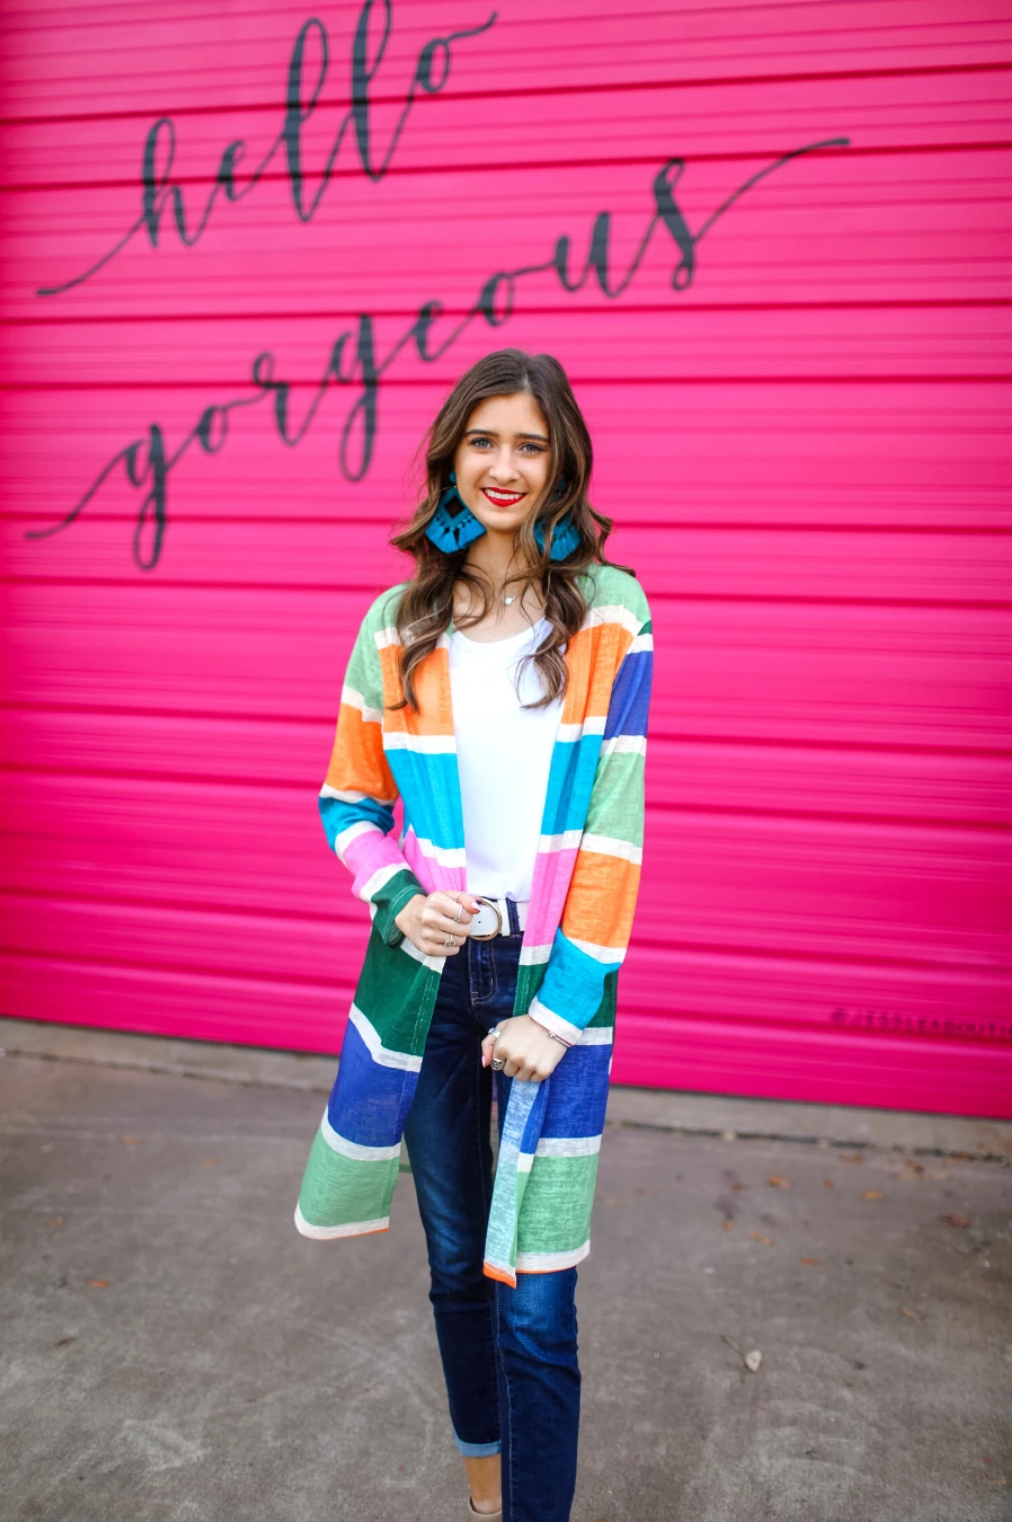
[7,520,1012,602]
[6,74,1010,193]
[9,309,1012,384]
[3,709,1010,824]
[0,950,353,1051]
[5,585,1009,746]
[2,771,1008,968]
[0,947,1008,1117]
[4,0,1009,86]
[6,157,1010,315]
[613,1012,1012,1118]
[2,886,1010,1013]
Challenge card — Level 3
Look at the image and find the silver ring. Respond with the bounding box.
[491,1056,506,1072]
[443,933,454,947]
[487,1027,501,1042]
[454,902,465,923]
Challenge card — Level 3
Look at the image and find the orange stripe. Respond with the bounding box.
[483,1263,517,1287]
[561,851,641,948]
[561,622,634,725]
[379,643,454,736]
[325,703,398,801]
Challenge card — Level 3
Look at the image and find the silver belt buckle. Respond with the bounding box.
[469,896,503,941]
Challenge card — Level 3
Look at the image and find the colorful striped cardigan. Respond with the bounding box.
[295,563,653,1285]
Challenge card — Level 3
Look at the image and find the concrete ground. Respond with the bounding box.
[1,1020,1010,1522]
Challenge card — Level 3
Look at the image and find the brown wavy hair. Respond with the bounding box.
[390,348,630,711]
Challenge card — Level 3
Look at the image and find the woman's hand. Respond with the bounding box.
[481,1015,569,1083]
[394,891,481,957]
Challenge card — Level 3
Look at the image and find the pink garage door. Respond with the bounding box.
[1,2,1010,1118]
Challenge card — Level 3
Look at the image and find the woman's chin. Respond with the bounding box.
[475,515,526,539]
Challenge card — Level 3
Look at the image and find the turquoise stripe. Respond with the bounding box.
[541,732,602,836]
[385,749,465,850]
[319,793,395,852]
[535,930,622,1032]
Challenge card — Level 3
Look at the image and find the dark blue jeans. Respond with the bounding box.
[402,904,580,1522]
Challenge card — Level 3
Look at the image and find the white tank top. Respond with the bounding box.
[448,618,563,901]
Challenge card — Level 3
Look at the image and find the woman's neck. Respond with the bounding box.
[463,527,524,584]
[454,529,545,641]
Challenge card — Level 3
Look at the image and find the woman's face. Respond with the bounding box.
[452,391,552,539]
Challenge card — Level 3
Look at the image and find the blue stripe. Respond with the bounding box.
[541,732,602,836]
[519,1076,551,1156]
[536,930,622,1034]
[327,1019,417,1148]
[385,749,465,850]
[603,649,652,741]
[319,793,394,852]
[538,1042,612,1139]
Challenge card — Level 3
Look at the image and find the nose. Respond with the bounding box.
[487,446,521,484]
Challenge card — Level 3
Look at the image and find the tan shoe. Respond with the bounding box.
[467,1499,502,1522]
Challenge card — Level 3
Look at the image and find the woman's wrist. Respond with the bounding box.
[393,892,426,935]
[528,1012,573,1047]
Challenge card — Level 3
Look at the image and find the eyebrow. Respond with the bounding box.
[465,428,549,442]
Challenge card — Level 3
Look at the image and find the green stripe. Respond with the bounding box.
[586,750,645,844]
[298,1127,400,1229]
[585,970,617,1030]
[355,932,439,1056]
[369,867,429,954]
[349,584,407,709]
[516,960,547,1014]
[516,1154,600,1256]
[579,564,650,624]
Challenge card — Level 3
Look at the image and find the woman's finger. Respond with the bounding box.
[427,931,462,955]
[432,892,477,925]
[423,905,475,938]
[498,1045,531,1082]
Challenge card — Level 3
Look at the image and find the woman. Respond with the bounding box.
[295,349,653,1522]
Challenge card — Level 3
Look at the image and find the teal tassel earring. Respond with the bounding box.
[425,471,486,554]
[534,514,581,560]
[534,480,581,560]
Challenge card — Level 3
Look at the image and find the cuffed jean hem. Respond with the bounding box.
[453,1430,502,1458]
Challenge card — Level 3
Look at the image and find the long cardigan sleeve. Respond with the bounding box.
[317,589,425,949]
[527,591,653,1045]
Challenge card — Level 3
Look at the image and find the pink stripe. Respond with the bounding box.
[349,834,411,902]
[340,825,387,881]
[401,828,466,896]
[524,847,580,946]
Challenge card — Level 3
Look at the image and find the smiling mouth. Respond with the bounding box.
[481,487,526,507]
